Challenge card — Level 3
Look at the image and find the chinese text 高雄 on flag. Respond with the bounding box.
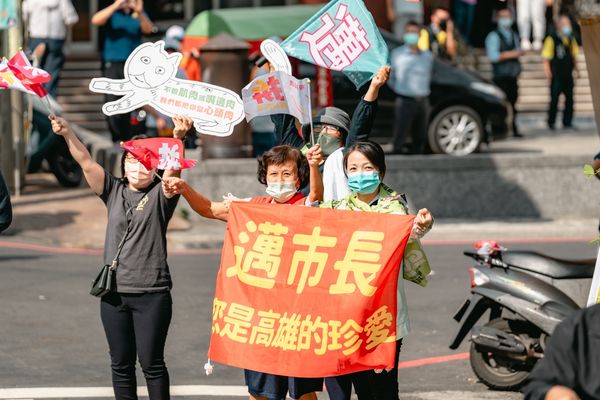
[208,202,414,377]
[242,71,312,125]
[281,0,389,89]
[121,138,197,171]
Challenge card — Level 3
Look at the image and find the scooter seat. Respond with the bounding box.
[502,251,595,279]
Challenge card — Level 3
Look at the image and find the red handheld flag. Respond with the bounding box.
[4,50,50,97]
[121,138,197,171]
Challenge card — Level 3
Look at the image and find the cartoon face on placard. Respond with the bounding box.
[89,41,245,137]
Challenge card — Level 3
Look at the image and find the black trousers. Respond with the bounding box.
[548,75,574,128]
[325,339,403,400]
[392,96,429,154]
[493,76,520,136]
[100,291,172,400]
[102,61,133,143]
[28,38,65,98]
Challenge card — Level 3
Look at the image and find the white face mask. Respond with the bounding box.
[266,181,297,203]
[124,161,154,189]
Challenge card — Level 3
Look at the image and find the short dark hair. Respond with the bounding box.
[433,6,450,14]
[343,141,386,178]
[257,145,309,188]
[405,20,421,30]
[120,134,152,179]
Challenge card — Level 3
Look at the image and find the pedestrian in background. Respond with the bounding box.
[543,15,579,131]
[388,21,433,155]
[385,0,424,39]
[50,113,192,400]
[418,7,457,61]
[92,0,154,143]
[0,170,12,233]
[453,0,477,45]
[22,0,79,98]
[516,0,547,51]
[485,7,524,137]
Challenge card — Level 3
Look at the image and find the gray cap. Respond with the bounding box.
[302,107,350,140]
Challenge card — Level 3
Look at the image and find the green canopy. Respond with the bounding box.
[185,4,325,40]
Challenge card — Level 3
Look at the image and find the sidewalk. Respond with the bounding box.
[1,118,598,251]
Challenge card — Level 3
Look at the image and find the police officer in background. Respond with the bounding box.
[418,7,457,61]
[543,15,580,131]
[485,7,524,137]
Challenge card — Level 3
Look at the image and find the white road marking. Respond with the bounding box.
[0,387,522,400]
[0,385,249,398]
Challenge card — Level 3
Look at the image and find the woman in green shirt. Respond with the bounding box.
[320,141,433,400]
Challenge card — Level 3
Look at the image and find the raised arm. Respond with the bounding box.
[163,115,193,182]
[272,113,305,148]
[345,65,390,147]
[91,0,123,26]
[162,177,230,221]
[306,144,324,203]
[131,0,154,35]
[50,116,105,195]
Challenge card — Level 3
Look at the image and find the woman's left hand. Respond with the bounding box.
[413,208,433,237]
[173,115,194,140]
[306,144,324,167]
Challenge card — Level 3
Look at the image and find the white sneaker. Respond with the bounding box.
[521,39,532,51]
[532,40,543,51]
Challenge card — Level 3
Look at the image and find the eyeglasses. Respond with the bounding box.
[313,124,340,134]
[124,154,139,164]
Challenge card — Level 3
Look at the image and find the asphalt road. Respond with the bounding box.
[0,239,596,400]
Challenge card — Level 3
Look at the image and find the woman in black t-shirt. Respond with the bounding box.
[51,114,192,400]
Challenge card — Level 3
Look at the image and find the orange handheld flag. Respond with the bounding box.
[208,202,415,378]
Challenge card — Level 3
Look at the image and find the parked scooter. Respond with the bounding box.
[449,241,595,391]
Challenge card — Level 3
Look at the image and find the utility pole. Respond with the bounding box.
[0,29,14,191]
[575,0,600,138]
[9,0,24,196]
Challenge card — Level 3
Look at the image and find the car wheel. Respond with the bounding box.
[428,105,483,156]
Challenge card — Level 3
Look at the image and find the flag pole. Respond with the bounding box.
[153,171,164,182]
[42,95,54,116]
[306,79,315,146]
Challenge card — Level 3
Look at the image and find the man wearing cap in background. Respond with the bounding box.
[143,36,192,143]
[272,65,390,201]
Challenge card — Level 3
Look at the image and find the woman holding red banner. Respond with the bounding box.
[163,144,324,400]
[320,140,433,400]
[50,114,192,400]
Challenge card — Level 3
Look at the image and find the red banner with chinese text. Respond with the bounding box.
[208,202,415,378]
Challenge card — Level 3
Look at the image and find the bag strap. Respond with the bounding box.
[109,206,134,270]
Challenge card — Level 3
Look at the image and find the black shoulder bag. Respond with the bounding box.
[90,206,134,297]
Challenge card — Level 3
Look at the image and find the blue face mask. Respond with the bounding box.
[561,26,572,36]
[403,32,419,46]
[498,17,513,29]
[347,171,381,195]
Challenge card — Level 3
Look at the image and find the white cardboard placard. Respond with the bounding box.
[89,41,245,137]
[260,39,292,75]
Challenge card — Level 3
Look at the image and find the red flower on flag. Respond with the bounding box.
[121,138,197,171]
